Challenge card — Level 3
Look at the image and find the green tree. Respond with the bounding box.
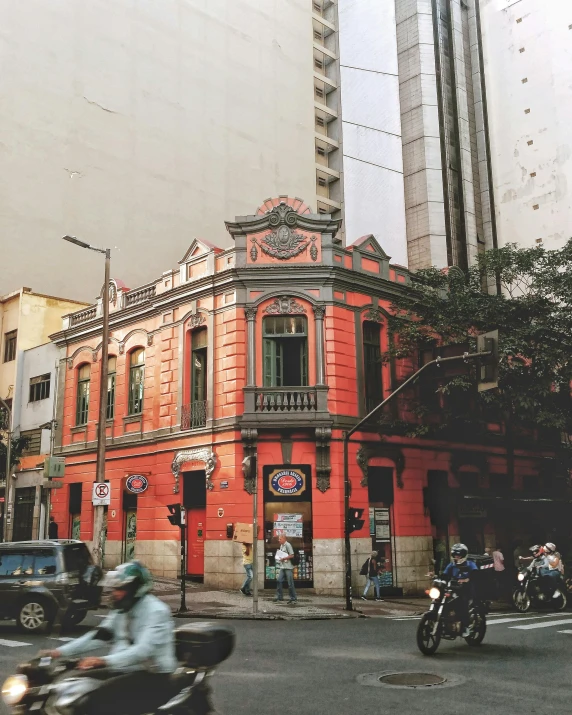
[383,241,572,447]
[0,434,30,479]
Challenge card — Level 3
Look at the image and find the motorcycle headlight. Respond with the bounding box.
[2,675,28,705]
[429,587,441,600]
[518,572,525,582]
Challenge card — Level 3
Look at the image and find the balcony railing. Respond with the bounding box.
[124,285,156,307]
[69,306,97,326]
[181,400,208,430]
[255,388,317,412]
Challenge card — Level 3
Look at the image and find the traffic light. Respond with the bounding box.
[348,507,365,534]
[477,329,499,392]
[167,503,182,526]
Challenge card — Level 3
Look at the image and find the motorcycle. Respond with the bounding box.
[513,566,567,612]
[1,622,234,715]
[416,578,487,655]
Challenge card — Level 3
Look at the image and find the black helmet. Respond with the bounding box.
[451,543,469,564]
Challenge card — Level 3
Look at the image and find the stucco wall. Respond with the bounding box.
[13,341,58,436]
[480,0,572,251]
[0,0,317,301]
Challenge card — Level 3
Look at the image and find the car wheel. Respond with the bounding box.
[17,599,50,633]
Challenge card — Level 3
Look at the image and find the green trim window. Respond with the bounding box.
[263,316,308,387]
[106,356,117,420]
[191,329,207,404]
[128,349,145,415]
[76,364,90,426]
[363,321,383,413]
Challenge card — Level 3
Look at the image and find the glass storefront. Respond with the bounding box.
[368,467,395,589]
[263,465,313,587]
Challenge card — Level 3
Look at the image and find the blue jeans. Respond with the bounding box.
[241,564,253,593]
[363,576,380,599]
[277,568,297,601]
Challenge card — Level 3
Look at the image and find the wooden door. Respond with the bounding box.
[187,508,206,576]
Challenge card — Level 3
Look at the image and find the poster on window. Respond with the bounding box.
[374,508,390,542]
[273,513,303,538]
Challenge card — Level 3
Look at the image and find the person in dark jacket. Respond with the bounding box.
[360,551,383,602]
[442,543,477,637]
[48,516,58,540]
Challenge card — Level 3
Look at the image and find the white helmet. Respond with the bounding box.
[544,542,557,554]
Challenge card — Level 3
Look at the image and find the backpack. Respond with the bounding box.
[359,558,370,576]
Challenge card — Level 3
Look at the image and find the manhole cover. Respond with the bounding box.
[380,673,445,687]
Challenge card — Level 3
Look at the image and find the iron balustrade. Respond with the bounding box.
[181,400,208,429]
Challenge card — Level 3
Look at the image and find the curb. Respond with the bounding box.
[172,610,365,621]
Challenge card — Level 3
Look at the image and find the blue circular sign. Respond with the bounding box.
[270,469,305,496]
[126,475,149,494]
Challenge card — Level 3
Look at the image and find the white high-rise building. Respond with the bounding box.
[480,0,572,252]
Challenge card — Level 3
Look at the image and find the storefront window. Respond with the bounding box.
[368,467,395,589]
[263,465,313,586]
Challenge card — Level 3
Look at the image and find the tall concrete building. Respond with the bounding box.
[480,0,572,252]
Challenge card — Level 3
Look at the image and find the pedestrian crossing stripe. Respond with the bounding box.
[0,638,32,647]
[510,618,572,630]
[557,630,572,634]
[487,614,572,625]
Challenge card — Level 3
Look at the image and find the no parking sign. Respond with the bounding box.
[92,482,111,506]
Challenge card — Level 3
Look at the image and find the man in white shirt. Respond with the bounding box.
[274,535,297,604]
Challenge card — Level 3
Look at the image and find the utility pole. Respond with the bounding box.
[0,397,12,543]
[343,344,497,611]
[62,236,111,567]
[252,456,259,616]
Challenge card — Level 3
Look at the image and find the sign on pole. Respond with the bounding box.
[92,482,111,506]
[44,457,65,478]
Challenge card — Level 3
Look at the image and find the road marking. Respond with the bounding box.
[510,618,572,630]
[47,637,75,642]
[557,630,572,634]
[390,617,422,621]
[0,638,33,648]
[488,614,570,625]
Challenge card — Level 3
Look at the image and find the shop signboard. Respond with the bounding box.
[273,513,303,538]
[374,508,390,542]
[458,501,487,519]
[268,468,306,497]
[125,475,149,494]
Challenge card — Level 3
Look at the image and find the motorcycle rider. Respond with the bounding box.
[543,542,564,592]
[43,560,177,715]
[442,543,477,638]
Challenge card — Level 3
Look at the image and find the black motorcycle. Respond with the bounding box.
[1,622,234,715]
[416,578,487,655]
[513,566,567,612]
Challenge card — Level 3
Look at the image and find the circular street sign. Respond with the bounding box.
[95,483,110,499]
[126,475,149,494]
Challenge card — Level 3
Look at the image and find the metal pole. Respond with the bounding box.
[343,431,352,611]
[92,249,111,568]
[179,510,187,613]
[1,398,12,543]
[252,460,259,616]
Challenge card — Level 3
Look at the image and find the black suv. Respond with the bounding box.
[0,540,102,633]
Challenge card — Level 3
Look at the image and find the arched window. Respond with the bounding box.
[363,321,383,412]
[263,316,308,387]
[128,349,145,415]
[76,364,91,425]
[106,356,117,420]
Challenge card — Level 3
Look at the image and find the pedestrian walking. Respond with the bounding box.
[274,535,297,604]
[48,516,59,540]
[492,544,506,598]
[240,542,253,596]
[360,551,383,602]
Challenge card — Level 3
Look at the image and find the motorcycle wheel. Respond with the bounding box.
[565,577,572,595]
[416,613,441,656]
[513,588,531,613]
[465,613,486,646]
[553,590,567,612]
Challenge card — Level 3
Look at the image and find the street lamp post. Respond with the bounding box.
[62,236,111,567]
[0,397,12,543]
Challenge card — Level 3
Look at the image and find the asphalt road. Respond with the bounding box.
[0,609,570,715]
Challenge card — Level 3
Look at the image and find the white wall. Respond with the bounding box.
[12,342,58,444]
[0,0,317,300]
[338,0,408,265]
[480,0,572,251]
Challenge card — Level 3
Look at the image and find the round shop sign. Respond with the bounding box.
[126,475,149,494]
[270,469,306,496]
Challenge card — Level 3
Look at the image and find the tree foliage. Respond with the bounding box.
[384,240,572,442]
[0,435,30,478]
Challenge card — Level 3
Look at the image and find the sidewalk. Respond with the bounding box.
[151,578,422,620]
[151,578,514,620]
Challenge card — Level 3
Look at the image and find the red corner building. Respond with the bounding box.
[50,198,568,596]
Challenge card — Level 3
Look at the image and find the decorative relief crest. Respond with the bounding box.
[364,308,383,323]
[146,334,154,347]
[310,236,318,262]
[188,313,205,329]
[252,225,310,260]
[263,297,307,315]
[171,449,217,494]
[267,203,298,227]
[250,240,258,263]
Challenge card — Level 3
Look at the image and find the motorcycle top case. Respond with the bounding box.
[468,554,496,600]
[175,622,235,668]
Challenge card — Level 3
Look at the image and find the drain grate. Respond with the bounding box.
[380,673,446,688]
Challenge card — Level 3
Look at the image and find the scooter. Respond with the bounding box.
[416,578,487,655]
[1,622,234,715]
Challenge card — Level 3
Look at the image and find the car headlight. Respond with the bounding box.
[2,675,28,705]
[429,587,441,600]
[518,572,525,582]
